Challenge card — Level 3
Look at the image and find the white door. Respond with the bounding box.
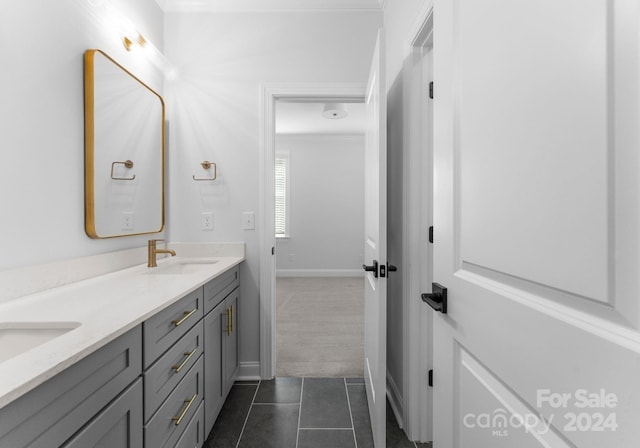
[363,28,387,448]
[432,1,640,447]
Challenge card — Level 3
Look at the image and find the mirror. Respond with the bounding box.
[84,49,164,239]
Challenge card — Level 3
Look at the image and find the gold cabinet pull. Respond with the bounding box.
[172,394,197,426]
[230,305,233,333]
[172,350,196,374]
[171,308,197,327]
[225,308,231,336]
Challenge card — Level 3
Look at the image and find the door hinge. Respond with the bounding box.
[428,369,433,387]
[429,226,433,244]
[429,81,434,99]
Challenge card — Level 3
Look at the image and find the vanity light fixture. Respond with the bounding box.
[123,32,148,52]
[88,0,174,74]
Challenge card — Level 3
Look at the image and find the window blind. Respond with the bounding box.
[275,154,288,236]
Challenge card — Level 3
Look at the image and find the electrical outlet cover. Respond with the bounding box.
[201,212,213,231]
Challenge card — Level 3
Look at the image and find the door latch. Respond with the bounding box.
[362,260,379,278]
[421,282,447,313]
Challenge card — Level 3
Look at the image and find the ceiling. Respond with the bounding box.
[156,0,385,12]
[276,102,365,135]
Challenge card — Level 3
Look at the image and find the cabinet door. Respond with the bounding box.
[62,379,143,448]
[204,300,225,437]
[224,288,239,395]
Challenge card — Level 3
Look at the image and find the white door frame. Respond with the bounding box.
[401,4,434,442]
[259,83,366,379]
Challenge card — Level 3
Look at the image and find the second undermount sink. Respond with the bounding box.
[0,322,81,364]
[147,259,218,275]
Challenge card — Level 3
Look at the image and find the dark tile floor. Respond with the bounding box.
[204,377,432,448]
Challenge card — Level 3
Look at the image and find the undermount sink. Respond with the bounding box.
[147,259,218,275]
[0,322,81,364]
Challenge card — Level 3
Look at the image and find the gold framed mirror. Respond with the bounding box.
[84,49,165,239]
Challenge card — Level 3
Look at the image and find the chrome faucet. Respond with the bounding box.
[148,239,176,267]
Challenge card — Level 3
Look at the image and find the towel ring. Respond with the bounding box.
[193,161,217,181]
[110,160,135,180]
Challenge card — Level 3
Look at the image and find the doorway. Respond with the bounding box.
[273,100,366,377]
[259,50,388,443]
[259,84,367,380]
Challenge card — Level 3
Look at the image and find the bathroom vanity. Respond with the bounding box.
[0,250,243,448]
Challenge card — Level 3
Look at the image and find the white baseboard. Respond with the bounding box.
[276,269,364,278]
[387,370,404,429]
[238,362,261,381]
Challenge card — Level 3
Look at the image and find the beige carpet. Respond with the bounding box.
[276,277,364,377]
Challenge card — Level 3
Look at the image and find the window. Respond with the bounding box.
[275,151,290,238]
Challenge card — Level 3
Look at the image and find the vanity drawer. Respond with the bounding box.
[144,321,204,422]
[0,325,142,448]
[204,266,239,314]
[145,356,204,448]
[61,378,143,448]
[174,401,205,448]
[144,287,204,368]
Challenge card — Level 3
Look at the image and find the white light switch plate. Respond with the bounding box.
[242,212,255,230]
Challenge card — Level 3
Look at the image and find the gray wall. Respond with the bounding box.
[275,135,364,275]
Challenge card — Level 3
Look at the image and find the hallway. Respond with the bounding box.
[204,377,431,448]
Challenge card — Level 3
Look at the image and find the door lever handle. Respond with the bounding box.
[362,260,379,278]
[421,282,447,314]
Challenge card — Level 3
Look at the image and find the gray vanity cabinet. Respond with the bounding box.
[203,299,225,436]
[61,379,143,448]
[0,326,142,448]
[224,287,240,394]
[143,288,206,448]
[0,263,241,448]
[203,266,240,436]
[175,402,206,448]
[203,266,239,314]
[144,322,204,421]
[144,357,204,448]
[143,286,204,368]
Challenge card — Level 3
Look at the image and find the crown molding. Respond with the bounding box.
[156,0,384,12]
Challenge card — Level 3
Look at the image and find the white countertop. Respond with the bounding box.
[0,254,244,409]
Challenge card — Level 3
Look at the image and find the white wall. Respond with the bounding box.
[275,135,364,275]
[164,11,382,370]
[0,0,164,271]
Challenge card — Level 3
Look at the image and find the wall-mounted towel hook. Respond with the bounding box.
[110,160,136,180]
[193,161,217,181]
